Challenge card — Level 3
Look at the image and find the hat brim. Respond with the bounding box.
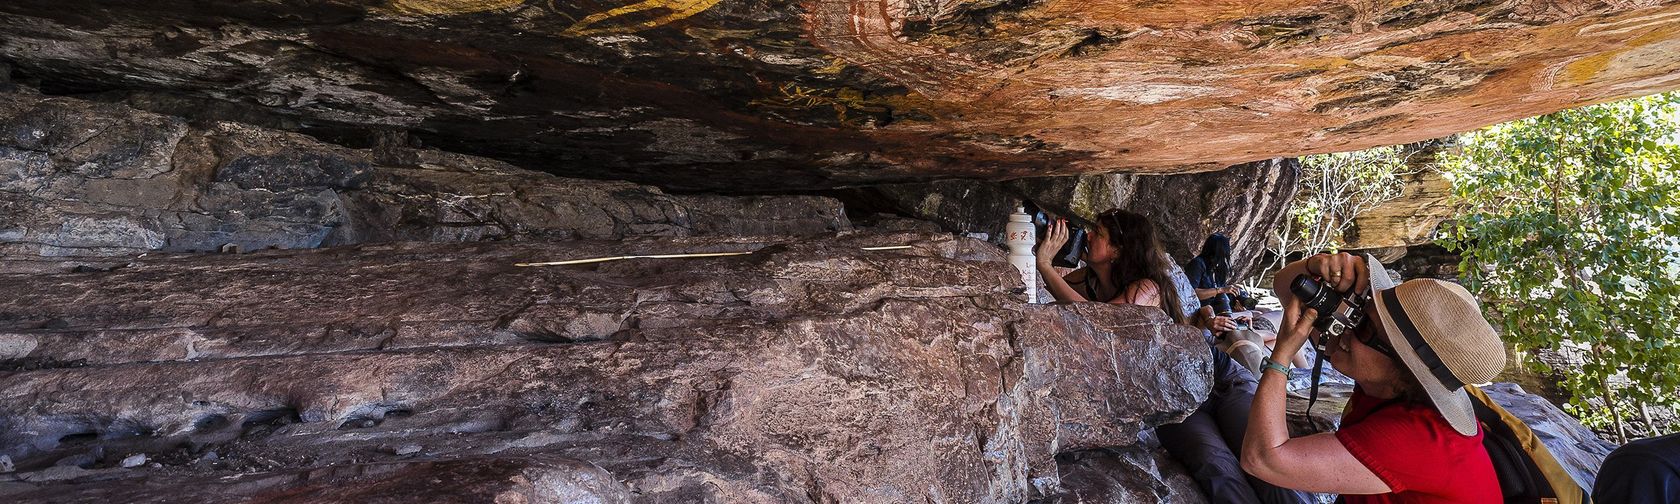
[1365,254,1395,292]
[1372,290,1479,436]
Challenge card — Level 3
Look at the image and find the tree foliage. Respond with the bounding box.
[1438,92,1680,439]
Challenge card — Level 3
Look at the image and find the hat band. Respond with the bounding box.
[1380,288,1465,390]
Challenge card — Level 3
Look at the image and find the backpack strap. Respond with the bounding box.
[1466,386,1592,504]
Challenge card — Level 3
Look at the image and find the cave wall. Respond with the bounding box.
[0,86,849,272]
[2,1,1679,190]
[841,158,1301,281]
[0,85,1235,502]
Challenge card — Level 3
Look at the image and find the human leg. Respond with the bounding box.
[1158,405,1263,504]
[1208,358,1313,504]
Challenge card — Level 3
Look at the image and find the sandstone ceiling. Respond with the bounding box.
[3,0,1679,191]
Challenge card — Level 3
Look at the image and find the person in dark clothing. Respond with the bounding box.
[1593,432,1680,503]
[1185,233,1236,310]
[1038,211,1309,504]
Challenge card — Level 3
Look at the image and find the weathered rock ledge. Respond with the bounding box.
[4,1,1680,190]
[0,232,1212,503]
[0,87,850,273]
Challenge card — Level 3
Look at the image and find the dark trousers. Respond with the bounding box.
[1158,348,1311,504]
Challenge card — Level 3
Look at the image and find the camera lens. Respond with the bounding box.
[1289,274,1342,315]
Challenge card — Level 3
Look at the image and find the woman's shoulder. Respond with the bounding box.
[1346,395,1476,442]
[1120,278,1161,302]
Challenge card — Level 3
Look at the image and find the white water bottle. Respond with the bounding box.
[1005,205,1038,303]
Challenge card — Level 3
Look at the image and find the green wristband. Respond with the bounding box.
[1261,360,1291,377]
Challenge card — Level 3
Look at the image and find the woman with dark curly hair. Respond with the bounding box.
[1037,209,1187,320]
[1038,208,1308,504]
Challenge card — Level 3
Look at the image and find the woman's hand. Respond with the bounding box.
[1276,296,1318,351]
[1302,252,1370,296]
[1210,315,1237,332]
[1035,218,1069,268]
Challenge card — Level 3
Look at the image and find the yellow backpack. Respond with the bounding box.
[1467,386,1595,504]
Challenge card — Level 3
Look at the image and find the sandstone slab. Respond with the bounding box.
[0,232,1213,502]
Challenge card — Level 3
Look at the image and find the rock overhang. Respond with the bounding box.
[2,1,1678,191]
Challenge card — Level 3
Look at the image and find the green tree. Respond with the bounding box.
[1438,92,1680,441]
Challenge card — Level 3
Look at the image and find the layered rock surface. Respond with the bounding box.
[0,232,1215,503]
[4,1,1680,189]
[0,88,848,272]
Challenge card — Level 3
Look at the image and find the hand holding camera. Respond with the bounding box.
[1032,211,1088,269]
[1035,218,1069,267]
[1286,252,1373,348]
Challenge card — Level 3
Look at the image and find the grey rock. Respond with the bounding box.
[392,445,421,456]
[0,89,851,270]
[0,454,12,473]
[19,465,91,482]
[120,454,147,468]
[1479,382,1615,491]
[53,453,95,469]
[0,233,1209,503]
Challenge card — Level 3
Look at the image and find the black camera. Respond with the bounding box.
[1288,275,1370,348]
[1028,205,1087,269]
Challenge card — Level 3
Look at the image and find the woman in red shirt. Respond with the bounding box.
[1241,252,1505,503]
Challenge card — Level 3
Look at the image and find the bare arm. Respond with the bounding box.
[1036,219,1089,303]
[1244,253,1387,494]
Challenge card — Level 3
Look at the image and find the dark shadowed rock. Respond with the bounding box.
[1126,158,1302,280]
[0,232,1212,502]
[0,89,850,270]
[837,158,1300,278]
[1042,445,1207,504]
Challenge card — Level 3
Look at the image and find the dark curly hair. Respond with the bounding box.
[1096,209,1185,324]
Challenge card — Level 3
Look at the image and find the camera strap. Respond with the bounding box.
[1307,347,1325,413]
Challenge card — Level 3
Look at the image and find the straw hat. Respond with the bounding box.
[1364,255,1506,436]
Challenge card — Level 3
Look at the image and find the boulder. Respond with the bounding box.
[0,232,1213,502]
[1042,445,1207,504]
[0,89,849,270]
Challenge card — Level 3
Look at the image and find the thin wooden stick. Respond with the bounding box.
[515,251,752,267]
[514,245,914,267]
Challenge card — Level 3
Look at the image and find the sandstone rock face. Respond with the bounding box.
[844,158,1301,279]
[1126,158,1302,281]
[0,232,1214,502]
[1342,141,1456,250]
[4,1,1678,189]
[0,88,848,270]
